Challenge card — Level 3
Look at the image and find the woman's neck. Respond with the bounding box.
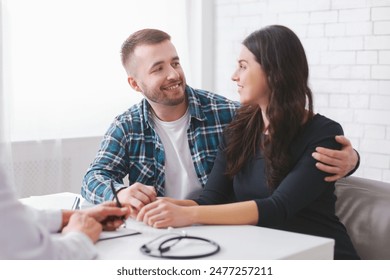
[261,107,269,134]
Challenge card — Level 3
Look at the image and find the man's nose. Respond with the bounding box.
[167,66,180,80]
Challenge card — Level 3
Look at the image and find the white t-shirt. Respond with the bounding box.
[152,109,202,199]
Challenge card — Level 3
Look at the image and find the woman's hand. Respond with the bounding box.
[136,199,195,228]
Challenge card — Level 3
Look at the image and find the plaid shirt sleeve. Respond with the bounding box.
[81,118,130,204]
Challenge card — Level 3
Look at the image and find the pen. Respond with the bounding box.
[72,196,80,210]
[110,181,127,227]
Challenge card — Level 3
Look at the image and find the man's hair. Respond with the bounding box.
[120,29,171,72]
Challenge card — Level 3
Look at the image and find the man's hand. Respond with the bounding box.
[62,212,102,243]
[312,135,359,182]
[117,182,157,217]
[82,201,130,231]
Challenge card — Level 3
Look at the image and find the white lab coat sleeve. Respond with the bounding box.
[0,168,98,259]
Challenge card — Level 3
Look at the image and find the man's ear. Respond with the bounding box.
[128,76,142,92]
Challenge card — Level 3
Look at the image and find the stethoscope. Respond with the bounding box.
[140,230,220,259]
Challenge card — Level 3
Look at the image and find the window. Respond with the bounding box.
[2,0,190,141]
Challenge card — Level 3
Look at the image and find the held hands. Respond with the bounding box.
[136,198,194,228]
[312,135,359,182]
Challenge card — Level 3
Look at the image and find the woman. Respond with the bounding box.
[137,25,359,260]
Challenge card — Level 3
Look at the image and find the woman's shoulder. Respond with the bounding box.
[291,114,344,158]
[305,113,343,135]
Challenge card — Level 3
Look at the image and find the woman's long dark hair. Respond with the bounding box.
[225,25,314,189]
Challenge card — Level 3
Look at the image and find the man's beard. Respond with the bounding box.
[142,83,186,106]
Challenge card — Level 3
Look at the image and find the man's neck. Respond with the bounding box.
[150,101,189,122]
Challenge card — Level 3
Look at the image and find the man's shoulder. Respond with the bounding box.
[109,101,147,134]
[114,101,144,122]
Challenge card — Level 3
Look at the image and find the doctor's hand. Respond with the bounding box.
[82,201,130,231]
[62,212,102,243]
[312,135,359,182]
[136,199,195,229]
[117,182,157,217]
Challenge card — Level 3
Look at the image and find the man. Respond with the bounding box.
[0,166,129,259]
[81,29,359,216]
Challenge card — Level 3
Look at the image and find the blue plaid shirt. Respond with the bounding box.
[81,85,239,204]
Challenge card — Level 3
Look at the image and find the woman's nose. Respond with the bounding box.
[231,70,238,81]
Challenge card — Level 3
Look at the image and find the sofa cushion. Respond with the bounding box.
[335,176,390,260]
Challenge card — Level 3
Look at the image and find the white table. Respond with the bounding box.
[96,219,334,260]
[20,192,335,260]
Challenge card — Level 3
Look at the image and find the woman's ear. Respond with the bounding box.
[267,72,276,86]
[128,76,142,92]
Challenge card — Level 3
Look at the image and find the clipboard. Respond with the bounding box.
[99,227,141,241]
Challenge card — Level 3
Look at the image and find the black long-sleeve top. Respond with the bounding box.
[194,114,360,260]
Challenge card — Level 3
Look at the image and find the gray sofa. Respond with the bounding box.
[335,176,390,259]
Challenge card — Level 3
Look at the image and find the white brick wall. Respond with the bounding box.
[214,0,390,182]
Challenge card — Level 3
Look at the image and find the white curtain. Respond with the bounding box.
[1,0,193,198]
[0,0,15,189]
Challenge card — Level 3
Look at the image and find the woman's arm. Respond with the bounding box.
[254,118,344,227]
[157,197,198,206]
[137,199,258,228]
[192,201,258,225]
